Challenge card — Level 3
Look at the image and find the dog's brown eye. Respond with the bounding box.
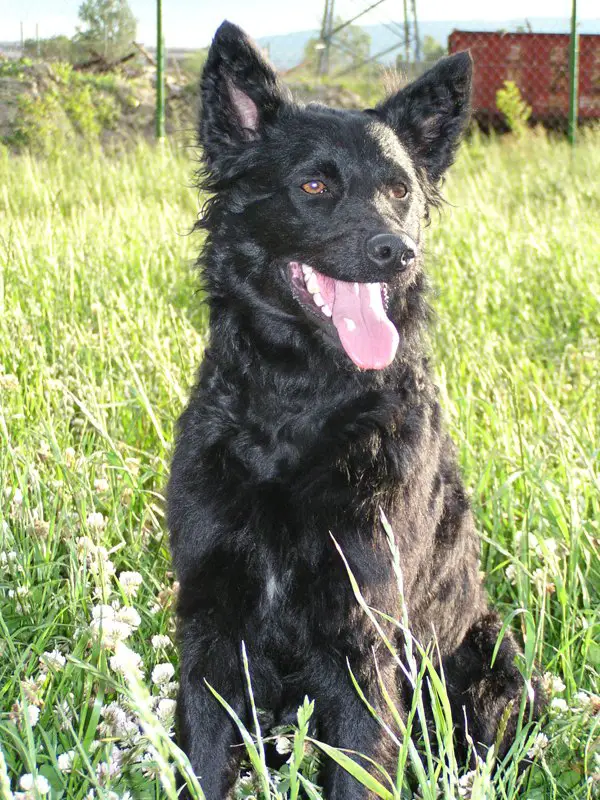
[302,180,327,195]
[390,183,409,199]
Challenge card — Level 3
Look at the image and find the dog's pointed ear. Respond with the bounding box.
[375,52,472,184]
[200,21,286,167]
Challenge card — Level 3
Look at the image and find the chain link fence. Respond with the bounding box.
[449,30,600,130]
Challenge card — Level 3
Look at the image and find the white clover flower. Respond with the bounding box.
[457,770,476,798]
[573,691,600,714]
[78,535,116,580]
[25,706,40,727]
[151,634,172,650]
[151,662,175,686]
[76,536,95,556]
[110,647,143,677]
[111,642,145,680]
[0,373,20,391]
[140,747,160,778]
[94,478,110,493]
[86,512,106,531]
[542,672,566,695]
[532,567,554,594]
[40,649,66,671]
[550,697,568,714]
[527,732,549,759]
[275,735,292,755]
[100,704,134,739]
[118,571,143,598]
[505,563,518,585]
[90,606,128,647]
[542,538,559,555]
[19,775,34,791]
[19,774,49,794]
[32,519,50,538]
[117,606,141,629]
[156,698,177,726]
[57,750,75,773]
[37,441,51,462]
[90,604,140,647]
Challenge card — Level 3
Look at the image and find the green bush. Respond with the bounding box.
[5,62,122,152]
[496,80,532,136]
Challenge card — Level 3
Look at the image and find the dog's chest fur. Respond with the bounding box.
[170,349,482,658]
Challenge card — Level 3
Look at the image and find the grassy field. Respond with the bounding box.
[0,130,598,799]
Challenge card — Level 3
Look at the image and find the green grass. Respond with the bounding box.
[0,131,598,799]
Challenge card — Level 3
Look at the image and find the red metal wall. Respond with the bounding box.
[448,31,600,121]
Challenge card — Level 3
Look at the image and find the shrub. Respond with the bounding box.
[5,62,121,152]
[496,80,532,136]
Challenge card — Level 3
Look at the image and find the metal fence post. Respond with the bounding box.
[568,0,579,146]
[156,0,165,140]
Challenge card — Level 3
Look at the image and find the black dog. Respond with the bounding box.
[168,21,543,799]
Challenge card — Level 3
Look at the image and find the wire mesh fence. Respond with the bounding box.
[449,30,600,130]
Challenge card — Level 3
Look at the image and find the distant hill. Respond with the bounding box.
[258,17,600,70]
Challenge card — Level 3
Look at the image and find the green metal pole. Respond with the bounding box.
[156,0,165,140]
[402,0,409,64]
[568,0,578,146]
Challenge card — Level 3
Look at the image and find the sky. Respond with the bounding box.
[5,0,599,48]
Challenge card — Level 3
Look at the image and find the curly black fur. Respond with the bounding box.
[167,21,544,799]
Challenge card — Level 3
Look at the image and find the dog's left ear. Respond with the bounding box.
[376,52,472,184]
[200,21,287,169]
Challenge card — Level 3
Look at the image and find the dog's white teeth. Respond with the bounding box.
[313,292,325,307]
[305,273,319,294]
[321,304,332,317]
[302,264,313,277]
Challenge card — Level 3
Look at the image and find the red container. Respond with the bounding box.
[448,30,600,123]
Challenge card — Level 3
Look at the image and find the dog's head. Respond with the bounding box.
[199,21,472,371]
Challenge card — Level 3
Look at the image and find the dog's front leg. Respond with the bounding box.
[176,620,246,800]
[443,611,545,763]
[312,653,400,800]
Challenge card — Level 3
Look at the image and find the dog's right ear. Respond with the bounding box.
[200,21,286,169]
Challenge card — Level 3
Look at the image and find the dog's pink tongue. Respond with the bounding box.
[331,280,399,370]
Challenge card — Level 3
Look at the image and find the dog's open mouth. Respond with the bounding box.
[289,262,399,370]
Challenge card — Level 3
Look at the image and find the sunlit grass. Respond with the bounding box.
[0,131,598,798]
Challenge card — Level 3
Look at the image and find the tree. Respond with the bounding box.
[304,18,371,74]
[421,34,445,62]
[76,0,136,63]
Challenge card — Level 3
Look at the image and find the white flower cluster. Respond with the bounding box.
[90,603,141,647]
[40,649,66,672]
[98,702,141,744]
[14,774,50,799]
[507,533,564,592]
[527,731,549,759]
[457,770,476,798]
[77,535,115,579]
[118,570,144,599]
[151,634,172,650]
[9,702,40,732]
[151,662,175,686]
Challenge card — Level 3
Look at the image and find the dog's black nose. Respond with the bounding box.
[366,233,416,270]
